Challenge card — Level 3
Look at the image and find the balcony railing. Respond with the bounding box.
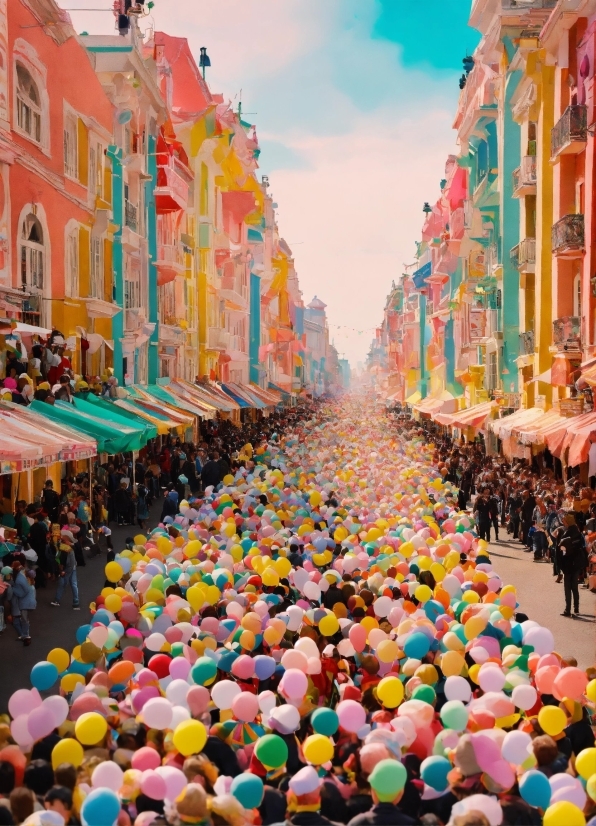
[551,105,587,159]
[510,238,536,271]
[502,0,557,8]
[553,316,581,352]
[125,200,138,233]
[156,244,184,267]
[155,164,189,213]
[552,214,585,257]
[512,156,537,197]
[221,275,249,303]
[519,330,534,356]
[207,327,230,351]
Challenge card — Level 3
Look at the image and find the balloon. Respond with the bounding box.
[9,689,41,720]
[232,692,259,722]
[81,788,121,826]
[92,761,124,792]
[281,669,308,699]
[142,698,173,730]
[173,720,207,756]
[303,733,334,765]
[75,712,108,745]
[511,684,537,711]
[403,632,430,659]
[105,561,124,583]
[211,680,241,711]
[553,667,588,702]
[444,676,472,703]
[141,770,167,800]
[30,661,58,691]
[311,708,339,736]
[337,699,366,733]
[501,730,532,765]
[46,648,70,673]
[420,755,451,792]
[254,734,288,769]
[538,706,567,737]
[519,770,551,809]
[43,696,69,729]
[191,657,217,686]
[231,773,264,809]
[439,701,468,732]
[27,707,55,742]
[269,704,300,735]
[576,748,596,781]
[254,655,276,681]
[132,747,161,772]
[543,801,586,826]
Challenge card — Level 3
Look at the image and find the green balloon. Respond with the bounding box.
[369,758,407,799]
[412,684,436,705]
[311,708,339,736]
[440,700,469,732]
[191,656,217,686]
[254,734,288,769]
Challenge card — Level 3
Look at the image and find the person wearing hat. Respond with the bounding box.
[168,783,210,826]
[346,759,414,825]
[269,766,343,826]
[50,530,80,610]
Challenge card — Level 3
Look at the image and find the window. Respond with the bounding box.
[16,63,41,143]
[89,235,103,299]
[63,113,78,179]
[573,274,581,318]
[20,213,44,290]
[66,228,79,297]
[137,342,148,385]
[89,141,103,199]
[486,351,498,391]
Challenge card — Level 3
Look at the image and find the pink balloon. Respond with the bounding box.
[280,650,309,672]
[10,715,33,749]
[280,669,308,699]
[26,707,55,742]
[132,747,161,772]
[142,698,173,730]
[232,691,259,722]
[552,667,588,701]
[137,669,159,688]
[231,655,255,680]
[187,685,210,717]
[43,696,69,729]
[349,623,367,653]
[132,686,160,713]
[141,770,167,800]
[337,699,366,734]
[169,658,191,681]
[156,766,187,801]
[92,760,124,791]
[535,665,559,695]
[8,688,42,721]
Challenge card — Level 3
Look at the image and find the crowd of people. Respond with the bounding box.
[0,397,592,826]
[389,411,596,619]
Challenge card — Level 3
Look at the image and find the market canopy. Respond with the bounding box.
[488,407,544,440]
[434,401,495,430]
[30,400,139,455]
[76,394,158,444]
[412,391,457,416]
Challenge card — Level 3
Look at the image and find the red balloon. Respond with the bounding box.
[348,623,367,653]
[148,654,172,679]
[123,647,144,664]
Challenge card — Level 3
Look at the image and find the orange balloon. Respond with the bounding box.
[108,660,136,685]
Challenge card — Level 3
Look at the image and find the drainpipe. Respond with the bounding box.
[145,133,159,384]
[107,145,124,385]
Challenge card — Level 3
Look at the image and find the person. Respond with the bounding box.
[347,759,415,825]
[558,512,585,617]
[472,491,491,542]
[41,482,60,524]
[43,787,75,825]
[160,490,178,523]
[10,559,36,646]
[520,488,536,547]
[50,530,79,610]
[113,480,133,526]
[136,484,149,531]
[27,514,49,588]
[201,453,222,490]
[270,766,343,826]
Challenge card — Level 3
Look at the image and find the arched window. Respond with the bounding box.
[16,63,41,143]
[20,213,44,290]
[573,274,581,318]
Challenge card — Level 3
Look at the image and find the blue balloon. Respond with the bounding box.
[404,632,430,660]
[30,661,58,691]
[76,624,91,644]
[420,756,451,792]
[216,650,239,673]
[519,770,551,810]
[231,773,264,809]
[81,787,121,826]
[93,609,111,626]
[68,660,94,676]
[254,655,276,681]
[424,600,443,622]
[312,707,339,736]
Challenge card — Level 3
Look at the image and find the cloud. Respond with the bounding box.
[64,0,463,364]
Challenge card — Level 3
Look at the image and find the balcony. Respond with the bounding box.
[551,105,587,160]
[155,244,185,286]
[510,238,536,273]
[553,316,581,352]
[124,200,138,233]
[155,163,189,214]
[502,0,557,8]
[552,214,585,258]
[512,156,537,197]
[519,330,534,356]
[449,207,465,240]
[220,275,249,308]
[228,334,248,358]
[207,327,230,351]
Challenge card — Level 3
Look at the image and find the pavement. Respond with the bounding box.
[488,534,596,670]
[0,501,164,712]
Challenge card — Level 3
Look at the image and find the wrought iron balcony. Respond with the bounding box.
[553,316,581,352]
[551,105,587,160]
[510,238,535,272]
[519,330,534,356]
[552,214,585,258]
[502,0,556,8]
[512,156,537,197]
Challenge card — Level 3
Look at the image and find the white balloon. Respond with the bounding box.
[444,676,472,704]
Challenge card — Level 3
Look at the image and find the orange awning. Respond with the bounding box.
[435,401,495,430]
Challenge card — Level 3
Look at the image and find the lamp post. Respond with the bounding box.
[199,47,211,81]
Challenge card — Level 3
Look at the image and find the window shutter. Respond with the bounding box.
[77,118,88,186]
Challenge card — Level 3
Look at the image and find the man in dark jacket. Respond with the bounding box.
[201,454,222,490]
[41,480,60,523]
[559,513,585,616]
[473,490,492,542]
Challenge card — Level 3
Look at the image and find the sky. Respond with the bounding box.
[64,0,480,366]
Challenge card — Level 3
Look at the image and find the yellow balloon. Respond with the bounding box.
[134,534,147,546]
[462,590,480,604]
[262,568,280,587]
[275,557,291,578]
[223,474,235,485]
[60,673,84,693]
[309,491,322,507]
[377,639,399,664]
[186,585,204,612]
[464,616,487,641]
[319,614,339,637]
[430,562,445,582]
[414,584,432,603]
[441,651,465,678]
[377,676,404,708]
[185,540,201,559]
[205,585,221,605]
[587,774,596,803]
[75,712,108,746]
[105,562,123,583]
[105,594,122,614]
[47,648,70,673]
[543,801,586,826]
[239,630,256,651]
[587,679,596,703]
[443,632,465,651]
[173,720,207,756]
[575,747,596,780]
[223,523,237,538]
[538,706,567,737]
[263,626,283,646]
[303,734,334,765]
[400,541,414,558]
[52,738,84,769]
